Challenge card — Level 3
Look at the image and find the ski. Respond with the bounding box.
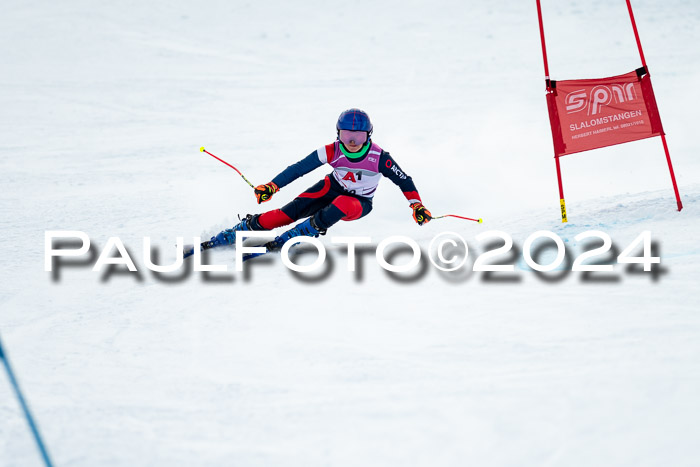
[183,216,324,260]
[183,240,280,261]
[182,239,218,259]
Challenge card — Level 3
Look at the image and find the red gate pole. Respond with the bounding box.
[536,0,551,81]
[555,157,567,222]
[536,0,568,222]
[626,0,683,211]
[660,134,683,211]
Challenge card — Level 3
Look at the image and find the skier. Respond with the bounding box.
[196,108,432,255]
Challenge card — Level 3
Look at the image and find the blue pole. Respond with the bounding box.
[0,335,54,467]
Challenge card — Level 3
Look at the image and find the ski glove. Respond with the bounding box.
[410,202,432,226]
[254,182,278,204]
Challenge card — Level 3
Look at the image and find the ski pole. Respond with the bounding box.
[432,214,483,223]
[0,335,54,467]
[200,147,256,189]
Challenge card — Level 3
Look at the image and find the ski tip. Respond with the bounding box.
[200,146,205,152]
[478,218,483,224]
[183,244,195,259]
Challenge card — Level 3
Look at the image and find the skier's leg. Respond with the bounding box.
[314,195,373,229]
[258,177,333,229]
[268,195,372,250]
[205,177,334,248]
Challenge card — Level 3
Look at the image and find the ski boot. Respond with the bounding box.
[183,214,261,258]
[208,214,264,248]
[265,217,326,251]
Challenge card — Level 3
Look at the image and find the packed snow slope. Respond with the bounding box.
[1,0,699,466]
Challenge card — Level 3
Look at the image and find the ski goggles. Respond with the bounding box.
[338,129,368,146]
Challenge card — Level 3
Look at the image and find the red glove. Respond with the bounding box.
[410,202,432,226]
[254,182,278,204]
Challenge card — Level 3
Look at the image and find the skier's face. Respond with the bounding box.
[339,130,368,152]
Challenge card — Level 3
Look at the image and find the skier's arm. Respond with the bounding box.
[378,151,422,204]
[379,151,432,225]
[254,149,325,203]
[271,150,325,189]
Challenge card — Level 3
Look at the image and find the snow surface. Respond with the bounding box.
[1,0,699,466]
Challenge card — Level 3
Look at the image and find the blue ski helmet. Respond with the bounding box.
[336,108,373,136]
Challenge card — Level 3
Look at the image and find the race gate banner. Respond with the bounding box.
[546,68,665,157]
